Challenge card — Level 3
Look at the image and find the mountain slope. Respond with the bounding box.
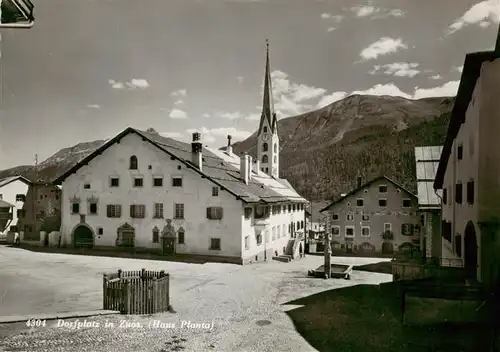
[0,95,454,200]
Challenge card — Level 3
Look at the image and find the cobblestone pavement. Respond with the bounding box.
[0,247,391,351]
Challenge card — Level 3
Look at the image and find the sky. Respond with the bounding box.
[0,0,499,169]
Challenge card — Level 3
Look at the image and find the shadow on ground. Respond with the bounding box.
[12,244,239,265]
[284,283,491,352]
[353,261,393,274]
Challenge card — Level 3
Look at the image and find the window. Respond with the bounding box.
[133,178,143,187]
[332,226,340,236]
[277,226,281,238]
[263,126,267,133]
[346,214,354,221]
[467,180,475,204]
[384,223,392,232]
[172,177,183,187]
[262,143,268,152]
[379,185,387,193]
[345,226,354,237]
[274,143,277,153]
[265,167,269,173]
[212,187,219,196]
[402,199,411,208]
[288,204,292,212]
[457,144,463,160]
[293,204,296,211]
[210,238,221,250]
[356,199,364,207]
[107,204,122,218]
[153,203,164,218]
[272,226,276,240]
[89,203,98,215]
[379,199,387,207]
[262,155,268,163]
[245,236,250,250]
[15,194,25,202]
[401,223,414,236]
[178,228,185,244]
[84,183,91,189]
[332,213,339,220]
[455,183,463,204]
[256,233,263,245]
[71,202,80,214]
[152,227,160,243]
[273,156,277,163]
[206,207,223,220]
[130,204,146,218]
[110,177,120,187]
[98,227,104,235]
[0,194,2,199]
[301,220,304,229]
[174,203,184,219]
[153,177,163,187]
[361,227,370,237]
[244,207,252,219]
[443,188,447,205]
[129,155,138,170]
[255,206,270,219]
[16,209,25,218]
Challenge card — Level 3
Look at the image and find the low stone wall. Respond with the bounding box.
[392,260,466,281]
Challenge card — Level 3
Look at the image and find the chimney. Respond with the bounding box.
[357,176,362,188]
[191,132,203,171]
[240,153,249,184]
[226,135,233,154]
[247,155,253,181]
[253,159,260,174]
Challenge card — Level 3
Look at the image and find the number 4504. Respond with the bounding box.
[26,319,46,327]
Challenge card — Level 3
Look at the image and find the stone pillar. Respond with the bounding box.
[324,233,331,279]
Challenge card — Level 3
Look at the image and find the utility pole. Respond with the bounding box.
[324,208,331,279]
[31,153,37,240]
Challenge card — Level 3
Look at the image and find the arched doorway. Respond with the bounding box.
[464,221,478,280]
[382,242,394,254]
[73,224,94,248]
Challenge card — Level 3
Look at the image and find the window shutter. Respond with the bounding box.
[206,207,211,219]
[401,224,405,235]
[219,207,223,219]
[130,205,134,217]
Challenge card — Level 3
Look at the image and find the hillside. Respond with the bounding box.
[231,94,454,201]
[0,95,454,200]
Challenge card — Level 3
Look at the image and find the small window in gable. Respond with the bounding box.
[212,187,219,196]
[262,155,268,163]
[129,155,138,170]
[262,143,268,152]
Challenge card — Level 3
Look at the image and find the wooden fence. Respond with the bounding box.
[103,268,170,314]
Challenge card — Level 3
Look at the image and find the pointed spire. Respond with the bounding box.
[259,39,275,134]
[495,23,500,54]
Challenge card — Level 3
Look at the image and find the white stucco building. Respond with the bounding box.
[434,32,500,288]
[0,176,31,237]
[53,41,307,264]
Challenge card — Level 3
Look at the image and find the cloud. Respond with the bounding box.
[447,0,500,34]
[320,13,343,22]
[185,127,252,145]
[370,62,420,77]
[430,74,442,80]
[86,104,100,109]
[217,111,244,120]
[327,27,336,32]
[246,113,261,121]
[202,113,211,118]
[359,37,407,60]
[108,79,149,90]
[350,80,459,100]
[316,92,347,108]
[171,89,187,97]
[173,100,184,105]
[349,6,404,18]
[413,81,460,99]
[168,108,188,119]
[236,76,245,84]
[453,65,464,73]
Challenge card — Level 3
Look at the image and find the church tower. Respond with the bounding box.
[257,39,279,178]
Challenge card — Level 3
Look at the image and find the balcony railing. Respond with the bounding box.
[0,213,13,220]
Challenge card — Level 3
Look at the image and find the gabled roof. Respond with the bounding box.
[415,146,442,209]
[319,175,417,213]
[434,48,500,189]
[53,127,306,204]
[0,175,32,188]
[0,199,15,208]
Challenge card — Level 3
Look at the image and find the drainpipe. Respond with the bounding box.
[435,189,444,265]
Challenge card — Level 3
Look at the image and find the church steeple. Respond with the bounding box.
[257,39,280,179]
[258,39,277,135]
